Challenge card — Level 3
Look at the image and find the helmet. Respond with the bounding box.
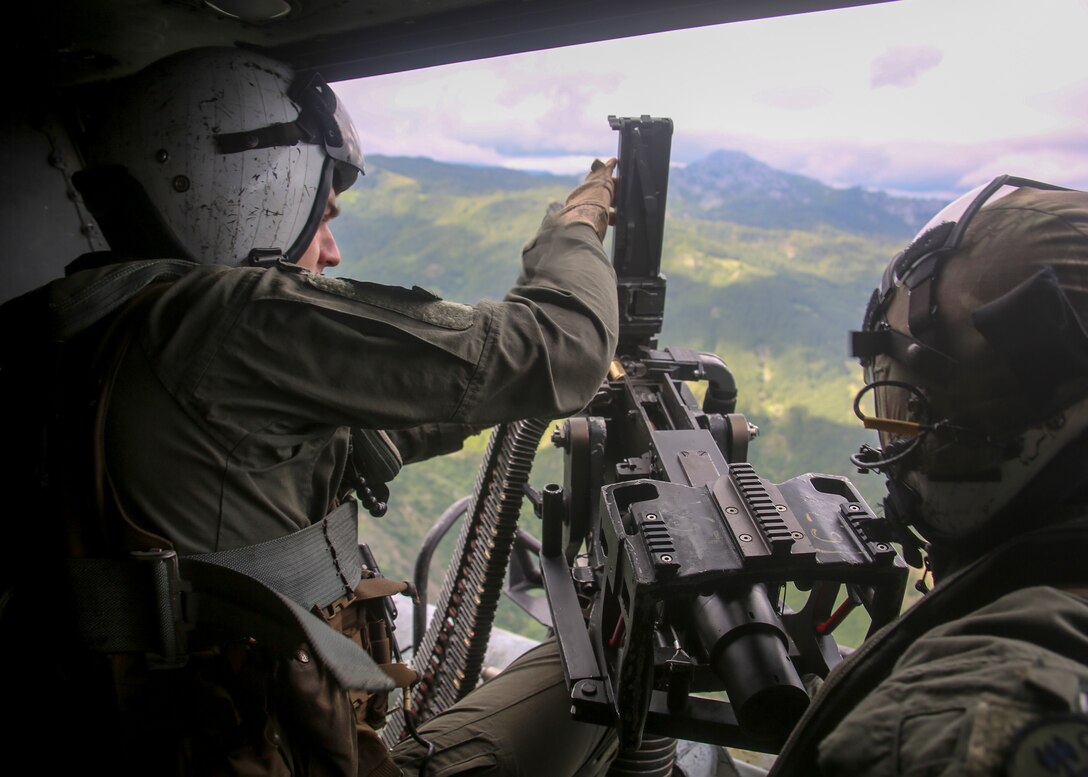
[849,176,1088,548]
[72,46,364,266]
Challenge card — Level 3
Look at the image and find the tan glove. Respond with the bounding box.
[550,157,617,240]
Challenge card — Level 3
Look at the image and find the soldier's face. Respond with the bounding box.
[297,190,342,274]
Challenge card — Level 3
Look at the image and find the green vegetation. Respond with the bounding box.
[341,153,934,646]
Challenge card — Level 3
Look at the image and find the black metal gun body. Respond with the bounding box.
[609,114,673,356]
[538,117,908,755]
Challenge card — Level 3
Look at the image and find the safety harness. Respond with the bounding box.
[66,500,400,691]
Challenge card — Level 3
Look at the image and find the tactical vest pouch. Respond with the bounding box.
[318,556,420,731]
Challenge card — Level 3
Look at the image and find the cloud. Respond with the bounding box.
[333,1,1088,198]
[336,59,624,169]
[950,134,1088,191]
[1027,78,1088,122]
[501,155,600,175]
[703,130,1088,199]
[870,45,943,88]
[754,86,835,111]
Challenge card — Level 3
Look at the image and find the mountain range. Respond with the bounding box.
[359,149,945,239]
[669,150,944,237]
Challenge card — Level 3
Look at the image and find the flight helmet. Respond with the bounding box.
[73,46,363,266]
[850,176,1088,550]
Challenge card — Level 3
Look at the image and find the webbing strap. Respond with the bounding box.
[186,500,362,606]
[66,502,394,692]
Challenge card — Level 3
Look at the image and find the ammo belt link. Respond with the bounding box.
[65,501,395,692]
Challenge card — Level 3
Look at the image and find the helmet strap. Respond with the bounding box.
[215,119,313,155]
[250,158,335,266]
[880,479,928,570]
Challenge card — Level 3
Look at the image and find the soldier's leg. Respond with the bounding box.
[390,638,616,776]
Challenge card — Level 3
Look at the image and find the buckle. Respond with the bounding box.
[129,548,189,668]
[315,589,359,623]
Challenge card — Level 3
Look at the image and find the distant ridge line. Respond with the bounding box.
[363,152,945,238]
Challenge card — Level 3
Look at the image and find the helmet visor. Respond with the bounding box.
[291,73,365,189]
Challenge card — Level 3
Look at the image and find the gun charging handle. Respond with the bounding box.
[691,583,809,742]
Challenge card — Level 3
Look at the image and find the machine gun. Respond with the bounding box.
[388,116,908,761]
[530,115,909,754]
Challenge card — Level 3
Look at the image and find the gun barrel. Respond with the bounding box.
[691,583,810,742]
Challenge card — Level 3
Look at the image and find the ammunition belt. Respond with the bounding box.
[381,417,548,745]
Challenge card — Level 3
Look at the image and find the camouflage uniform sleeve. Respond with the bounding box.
[385,423,482,464]
[816,586,1088,777]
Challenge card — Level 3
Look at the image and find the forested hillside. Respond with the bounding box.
[335,152,944,639]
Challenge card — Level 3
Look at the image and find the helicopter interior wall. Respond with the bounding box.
[0,109,106,305]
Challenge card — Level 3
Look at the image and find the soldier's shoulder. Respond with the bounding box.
[269,261,476,330]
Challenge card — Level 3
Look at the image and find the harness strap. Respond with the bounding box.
[66,501,395,692]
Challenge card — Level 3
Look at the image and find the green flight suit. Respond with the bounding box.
[391,638,618,777]
[104,220,617,555]
[818,586,1088,777]
[0,218,619,776]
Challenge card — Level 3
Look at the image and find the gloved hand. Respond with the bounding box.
[548,157,617,240]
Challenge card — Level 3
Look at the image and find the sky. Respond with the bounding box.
[334,0,1088,200]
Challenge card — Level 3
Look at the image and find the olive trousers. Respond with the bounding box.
[389,639,617,776]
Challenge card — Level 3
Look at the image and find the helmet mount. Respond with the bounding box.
[214,70,363,194]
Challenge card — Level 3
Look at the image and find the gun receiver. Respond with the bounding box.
[537,117,909,754]
[609,115,673,356]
